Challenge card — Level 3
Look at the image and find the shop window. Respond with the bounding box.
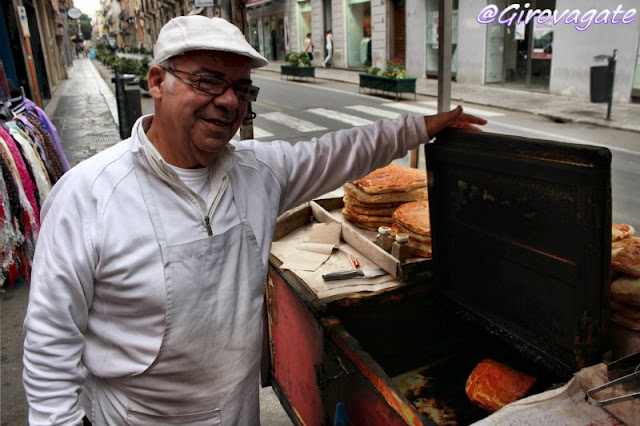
[346,0,371,68]
[425,0,458,78]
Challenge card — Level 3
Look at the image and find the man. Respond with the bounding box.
[22,16,485,425]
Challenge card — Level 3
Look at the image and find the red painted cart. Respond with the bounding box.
[262,129,612,425]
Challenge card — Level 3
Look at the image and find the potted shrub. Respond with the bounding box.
[281,52,315,81]
[138,56,151,94]
[359,58,416,100]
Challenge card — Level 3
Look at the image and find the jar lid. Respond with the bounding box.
[395,233,409,243]
[378,226,391,235]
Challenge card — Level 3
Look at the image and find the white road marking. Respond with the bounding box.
[383,103,438,115]
[306,108,374,126]
[345,105,401,119]
[260,112,328,132]
[419,101,505,117]
[233,126,274,140]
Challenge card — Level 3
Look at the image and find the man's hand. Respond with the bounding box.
[425,105,487,138]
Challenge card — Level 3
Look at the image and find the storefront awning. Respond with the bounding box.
[246,0,272,8]
[187,7,204,16]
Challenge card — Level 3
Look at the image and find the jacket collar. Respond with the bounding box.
[130,114,236,182]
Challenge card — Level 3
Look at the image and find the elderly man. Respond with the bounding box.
[22,16,485,425]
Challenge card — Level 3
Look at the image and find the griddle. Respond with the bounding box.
[426,128,612,379]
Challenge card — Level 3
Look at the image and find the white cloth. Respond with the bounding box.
[22,113,428,425]
[80,156,265,425]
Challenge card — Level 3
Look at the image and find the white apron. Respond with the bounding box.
[81,164,266,425]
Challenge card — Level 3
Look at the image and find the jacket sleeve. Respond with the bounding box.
[251,113,428,214]
[22,170,96,426]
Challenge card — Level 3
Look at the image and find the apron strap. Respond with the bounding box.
[134,165,169,248]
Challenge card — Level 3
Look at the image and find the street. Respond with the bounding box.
[135,69,640,228]
[2,58,638,425]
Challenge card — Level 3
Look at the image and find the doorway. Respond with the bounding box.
[392,0,405,62]
[502,0,555,91]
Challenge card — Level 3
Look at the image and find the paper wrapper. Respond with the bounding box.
[472,377,618,425]
[575,363,640,426]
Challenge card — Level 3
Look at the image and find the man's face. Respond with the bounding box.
[152,51,253,167]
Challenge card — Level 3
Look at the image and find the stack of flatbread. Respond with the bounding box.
[342,163,428,232]
[609,223,640,330]
[391,199,432,258]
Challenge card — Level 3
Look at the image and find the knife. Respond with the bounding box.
[322,268,388,281]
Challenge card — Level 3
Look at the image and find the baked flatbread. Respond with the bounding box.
[391,223,430,243]
[611,313,640,331]
[391,224,432,258]
[343,194,405,210]
[611,276,640,306]
[613,223,635,242]
[343,200,399,217]
[342,207,393,231]
[352,163,427,195]
[393,199,431,236]
[344,182,428,205]
[611,238,640,278]
[610,300,640,320]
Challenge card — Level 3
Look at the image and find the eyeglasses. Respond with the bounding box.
[161,66,260,102]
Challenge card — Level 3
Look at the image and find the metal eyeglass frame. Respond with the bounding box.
[160,66,260,102]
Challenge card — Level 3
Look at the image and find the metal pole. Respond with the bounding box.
[437,0,452,114]
[606,49,617,121]
[232,1,255,140]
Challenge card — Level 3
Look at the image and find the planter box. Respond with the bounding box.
[359,73,417,100]
[281,65,316,81]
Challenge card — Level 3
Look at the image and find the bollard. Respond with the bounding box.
[112,65,142,138]
[590,49,617,120]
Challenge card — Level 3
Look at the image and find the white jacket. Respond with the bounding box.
[22,113,428,425]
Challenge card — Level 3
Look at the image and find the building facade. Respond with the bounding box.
[243,0,640,102]
[1,0,69,106]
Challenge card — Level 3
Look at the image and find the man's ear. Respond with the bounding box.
[147,65,164,99]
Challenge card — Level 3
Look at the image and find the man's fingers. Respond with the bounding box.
[457,113,488,125]
[426,106,488,138]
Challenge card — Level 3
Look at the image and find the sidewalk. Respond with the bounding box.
[261,61,640,133]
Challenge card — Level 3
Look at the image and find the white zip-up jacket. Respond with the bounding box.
[23,113,428,425]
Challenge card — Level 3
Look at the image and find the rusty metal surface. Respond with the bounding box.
[426,129,611,378]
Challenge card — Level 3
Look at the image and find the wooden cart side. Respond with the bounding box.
[266,265,325,426]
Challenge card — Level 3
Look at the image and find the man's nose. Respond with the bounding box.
[214,85,239,110]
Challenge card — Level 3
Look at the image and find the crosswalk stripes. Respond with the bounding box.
[261,111,328,132]
[383,103,438,115]
[418,101,504,117]
[345,105,401,119]
[307,108,374,126]
[233,126,273,140]
[233,102,502,140]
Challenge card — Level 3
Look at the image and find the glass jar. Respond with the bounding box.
[391,233,411,263]
[376,226,393,252]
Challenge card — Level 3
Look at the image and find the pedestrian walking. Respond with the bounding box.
[304,32,314,61]
[22,15,486,426]
[322,29,333,68]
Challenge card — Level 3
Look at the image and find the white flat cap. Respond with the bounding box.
[152,16,268,68]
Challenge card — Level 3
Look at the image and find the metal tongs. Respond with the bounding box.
[586,352,640,407]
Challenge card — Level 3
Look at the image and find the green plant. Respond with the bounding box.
[284,52,312,67]
[138,55,150,77]
[381,58,407,79]
[117,57,141,74]
[369,67,381,76]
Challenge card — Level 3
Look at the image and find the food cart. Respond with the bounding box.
[262,129,615,425]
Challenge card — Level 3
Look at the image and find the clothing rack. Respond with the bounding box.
[0,90,70,290]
